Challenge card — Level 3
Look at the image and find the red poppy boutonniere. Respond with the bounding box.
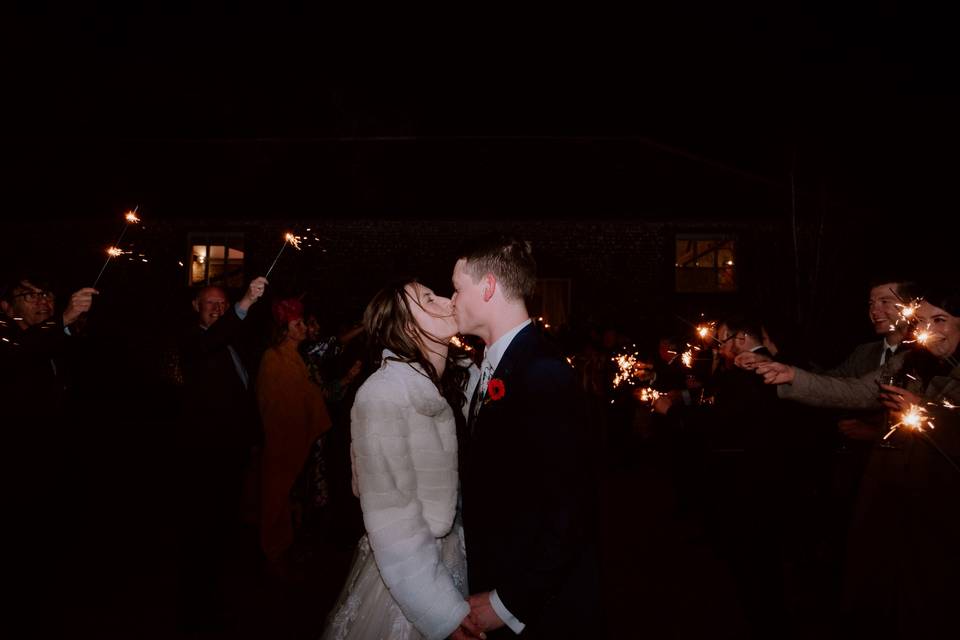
[486,378,506,403]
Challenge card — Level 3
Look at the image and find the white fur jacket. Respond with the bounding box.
[350,351,468,640]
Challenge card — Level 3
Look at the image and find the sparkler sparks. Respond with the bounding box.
[909,326,934,346]
[612,348,655,389]
[895,299,921,324]
[884,404,936,440]
[93,207,143,288]
[637,387,661,403]
[450,335,474,352]
[265,231,304,278]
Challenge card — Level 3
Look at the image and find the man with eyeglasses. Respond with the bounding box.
[0,274,97,633]
[0,276,97,408]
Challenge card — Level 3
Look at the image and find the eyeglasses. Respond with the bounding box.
[718,334,738,344]
[13,291,54,303]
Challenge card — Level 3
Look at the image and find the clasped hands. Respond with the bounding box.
[451,592,504,640]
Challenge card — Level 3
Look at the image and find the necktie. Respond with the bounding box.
[882,347,895,367]
[227,344,250,389]
[468,361,494,434]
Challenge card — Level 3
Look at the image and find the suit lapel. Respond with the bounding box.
[473,323,537,431]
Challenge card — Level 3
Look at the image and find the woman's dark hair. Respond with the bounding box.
[913,281,960,318]
[363,278,469,409]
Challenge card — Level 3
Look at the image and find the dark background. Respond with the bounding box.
[4,3,958,367]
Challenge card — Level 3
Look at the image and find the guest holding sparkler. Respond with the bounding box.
[175,275,267,633]
[0,274,97,422]
[0,272,97,633]
[824,278,917,444]
[738,281,960,639]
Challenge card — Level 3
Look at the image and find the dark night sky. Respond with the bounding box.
[6,4,960,221]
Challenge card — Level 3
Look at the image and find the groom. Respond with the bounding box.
[451,236,601,638]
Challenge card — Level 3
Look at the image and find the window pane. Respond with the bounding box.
[190,245,208,285]
[675,236,737,293]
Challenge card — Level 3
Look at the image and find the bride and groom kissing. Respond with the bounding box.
[322,236,601,640]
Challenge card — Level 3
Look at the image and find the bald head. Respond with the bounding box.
[193,286,230,328]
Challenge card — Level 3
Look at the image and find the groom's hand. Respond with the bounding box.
[468,592,505,632]
[450,612,486,640]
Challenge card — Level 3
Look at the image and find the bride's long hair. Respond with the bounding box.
[363,278,469,410]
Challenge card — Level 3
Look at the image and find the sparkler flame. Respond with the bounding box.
[884,404,936,440]
[285,233,302,250]
[681,350,694,368]
[449,336,474,352]
[612,350,655,389]
[637,388,661,403]
[124,211,141,224]
[106,246,123,257]
[896,300,920,323]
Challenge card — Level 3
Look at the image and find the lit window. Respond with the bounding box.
[188,233,245,287]
[675,235,737,293]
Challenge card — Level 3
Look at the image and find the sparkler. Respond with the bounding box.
[265,232,303,278]
[677,315,722,346]
[450,335,474,353]
[612,347,656,389]
[884,403,960,474]
[905,323,960,368]
[894,299,922,328]
[883,404,935,440]
[92,207,141,288]
[636,387,661,403]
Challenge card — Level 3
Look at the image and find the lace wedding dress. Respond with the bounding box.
[322,517,468,640]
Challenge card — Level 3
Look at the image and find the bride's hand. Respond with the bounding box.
[450,613,486,639]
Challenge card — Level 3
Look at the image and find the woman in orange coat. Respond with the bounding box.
[256,297,332,570]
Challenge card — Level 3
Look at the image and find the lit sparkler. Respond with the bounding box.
[695,322,715,341]
[637,387,661,403]
[450,335,474,353]
[913,327,934,346]
[895,299,921,325]
[681,350,694,368]
[93,207,142,288]
[884,404,935,440]
[886,402,960,475]
[265,232,303,278]
[612,348,656,389]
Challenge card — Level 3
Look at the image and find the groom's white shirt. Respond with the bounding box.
[477,318,531,635]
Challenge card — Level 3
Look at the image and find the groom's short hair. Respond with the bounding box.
[459,235,537,301]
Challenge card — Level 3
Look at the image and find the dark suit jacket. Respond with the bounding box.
[461,324,601,638]
[178,306,260,451]
[0,315,72,423]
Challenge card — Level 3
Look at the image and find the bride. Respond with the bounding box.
[322,279,483,640]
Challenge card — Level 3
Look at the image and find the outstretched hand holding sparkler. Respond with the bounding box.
[62,287,99,326]
[237,276,269,314]
[878,383,923,414]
